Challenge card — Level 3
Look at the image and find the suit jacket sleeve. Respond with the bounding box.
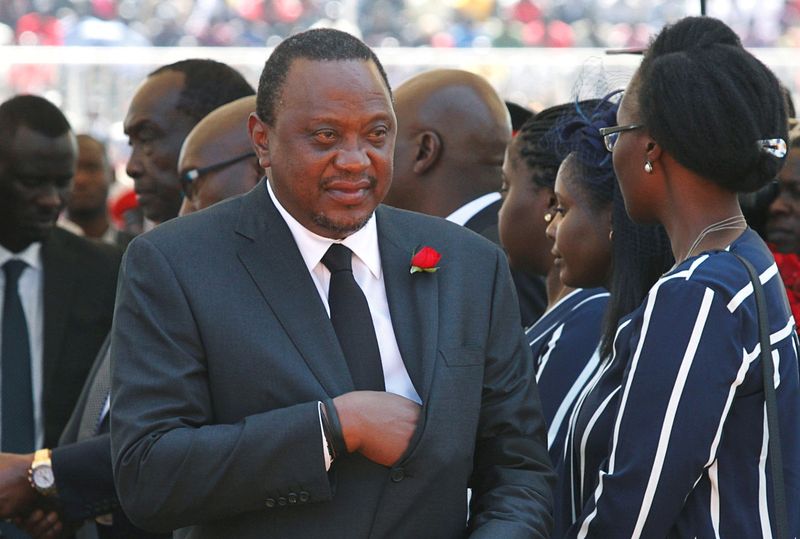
[51,434,117,521]
[467,249,556,539]
[110,236,333,533]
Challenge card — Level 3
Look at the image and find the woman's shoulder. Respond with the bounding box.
[526,288,609,337]
[658,229,777,306]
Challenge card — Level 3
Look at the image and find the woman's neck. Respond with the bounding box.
[660,180,746,266]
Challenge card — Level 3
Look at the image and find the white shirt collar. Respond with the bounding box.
[266,180,382,279]
[0,241,43,271]
[445,191,502,226]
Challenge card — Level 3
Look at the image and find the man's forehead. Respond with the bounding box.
[11,125,76,159]
[283,57,387,93]
[274,58,393,120]
[124,70,186,131]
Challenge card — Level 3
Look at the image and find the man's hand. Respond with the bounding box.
[0,452,35,517]
[14,508,64,538]
[333,391,421,467]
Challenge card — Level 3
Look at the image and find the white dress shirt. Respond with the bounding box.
[445,191,502,226]
[0,242,45,450]
[268,182,420,404]
[267,182,421,469]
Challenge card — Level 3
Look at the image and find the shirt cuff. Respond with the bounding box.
[318,401,333,471]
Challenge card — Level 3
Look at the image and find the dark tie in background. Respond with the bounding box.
[2,259,34,452]
[321,244,385,391]
[1,260,34,539]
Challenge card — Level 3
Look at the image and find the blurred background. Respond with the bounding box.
[1,0,798,179]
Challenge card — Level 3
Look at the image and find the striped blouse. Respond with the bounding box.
[527,287,609,463]
[557,229,800,538]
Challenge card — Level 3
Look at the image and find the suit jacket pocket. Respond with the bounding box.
[440,346,484,367]
[396,346,484,468]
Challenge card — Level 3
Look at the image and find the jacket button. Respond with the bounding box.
[299,491,310,502]
[390,468,405,482]
[278,497,287,506]
[265,498,276,508]
[287,493,298,504]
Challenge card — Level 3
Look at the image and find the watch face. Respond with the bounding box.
[33,466,55,488]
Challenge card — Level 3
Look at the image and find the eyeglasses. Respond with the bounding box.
[180,151,256,200]
[598,124,644,152]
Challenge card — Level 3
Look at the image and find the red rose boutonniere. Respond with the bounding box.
[770,246,800,329]
[410,246,441,274]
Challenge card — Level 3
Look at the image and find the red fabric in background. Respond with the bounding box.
[771,246,800,329]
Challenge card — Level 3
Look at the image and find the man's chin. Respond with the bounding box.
[312,212,374,239]
[22,223,55,244]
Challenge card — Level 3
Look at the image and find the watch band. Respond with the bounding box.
[28,448,57,497]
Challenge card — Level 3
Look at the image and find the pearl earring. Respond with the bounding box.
[644,161,653,174]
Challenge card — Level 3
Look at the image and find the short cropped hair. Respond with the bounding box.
[636,16,788,193]
[256,28,391,125]
[0,95,72,157]
[150,59,255,123]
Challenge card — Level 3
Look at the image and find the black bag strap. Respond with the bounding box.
[732,252,789,539]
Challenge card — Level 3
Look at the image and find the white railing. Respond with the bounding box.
[0,45,797,133]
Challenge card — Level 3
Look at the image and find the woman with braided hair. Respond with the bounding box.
[500,102,611,465]
[500,95,672,481]
[563,16,800,538]
[537,94,672,537]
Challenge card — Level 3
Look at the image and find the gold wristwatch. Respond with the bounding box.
[28,448,57,497]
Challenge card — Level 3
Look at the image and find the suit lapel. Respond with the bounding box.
[234,181,353,397]
[41,229,79,398]
[376,206,438,401]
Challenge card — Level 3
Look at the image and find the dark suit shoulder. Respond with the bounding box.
[129,195,245,252]
[46,227,123,273]
[377,204,504,255]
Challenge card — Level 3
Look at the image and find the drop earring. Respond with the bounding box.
[608,230,613,242]
[644,161,653,174]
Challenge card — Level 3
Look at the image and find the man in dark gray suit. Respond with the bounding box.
[110,29,554,538]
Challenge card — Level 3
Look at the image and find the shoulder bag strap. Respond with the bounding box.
[732,252,789,539]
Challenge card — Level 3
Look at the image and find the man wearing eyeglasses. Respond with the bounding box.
[177,96,261,216]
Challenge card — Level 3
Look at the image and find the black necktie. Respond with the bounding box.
[1,259,35,452]
[321,244,385,391]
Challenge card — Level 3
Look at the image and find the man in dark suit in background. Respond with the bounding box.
[8,61,257,539]
[0,95,121,539]
[111,29,554,538]
[383,69,548,326]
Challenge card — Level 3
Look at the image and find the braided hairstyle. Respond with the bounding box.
[556,93,673,359]
[636,16,788,193]
[513,101,598,191]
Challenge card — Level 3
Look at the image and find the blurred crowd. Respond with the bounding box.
[1,0,800,49]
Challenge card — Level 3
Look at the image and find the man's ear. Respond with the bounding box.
[412,131,441,174]
[248,112,271,169]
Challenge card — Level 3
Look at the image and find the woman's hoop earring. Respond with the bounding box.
[644,161,653,174]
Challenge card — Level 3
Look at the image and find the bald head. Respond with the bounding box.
[178,95,260,215]
[385,69,511,216]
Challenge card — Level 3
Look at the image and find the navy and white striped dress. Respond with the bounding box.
[527,288,609,463]
[557,229,800,538]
